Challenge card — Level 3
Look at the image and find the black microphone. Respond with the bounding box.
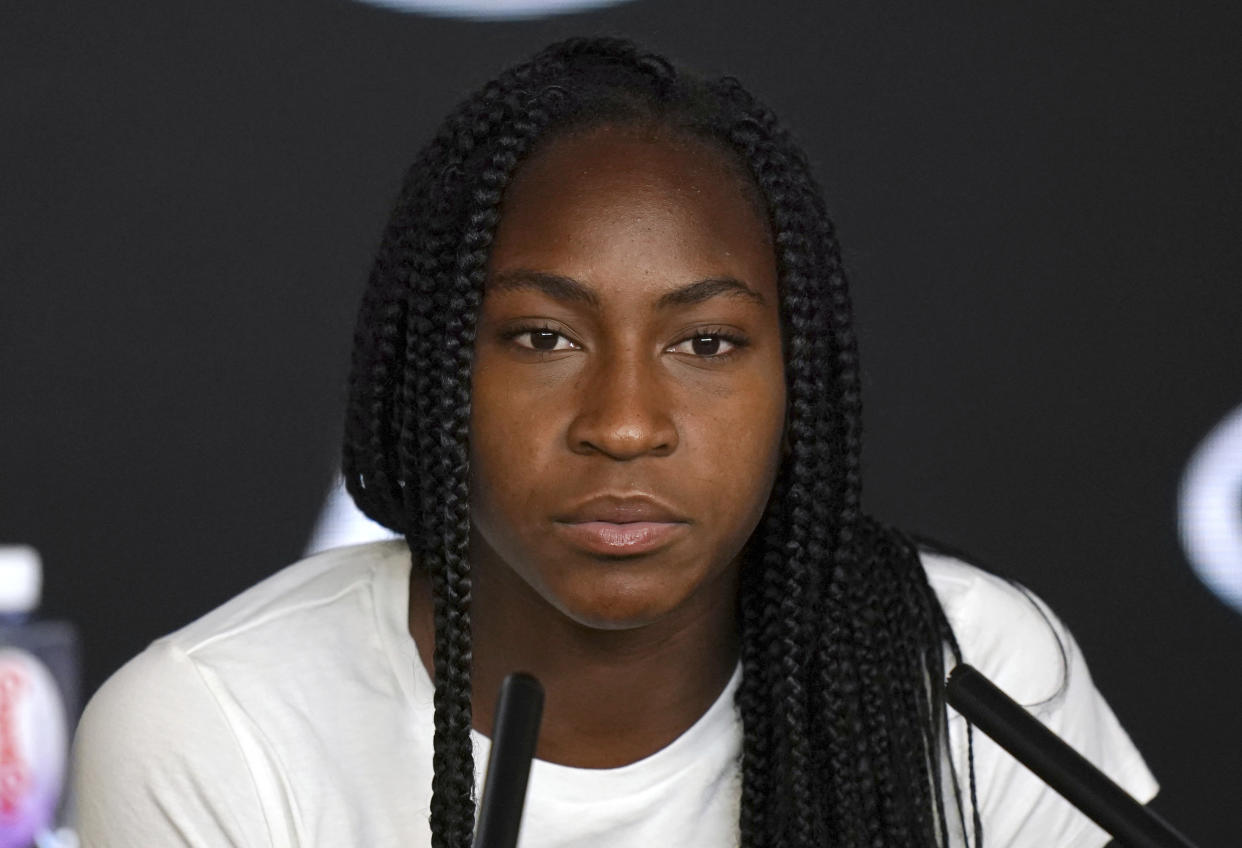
[945,664,1197,848]
[473,672,545,848]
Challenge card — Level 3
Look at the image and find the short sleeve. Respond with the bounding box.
[71,641,272,848]
[928,556,1159,848]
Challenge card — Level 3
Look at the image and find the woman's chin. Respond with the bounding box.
[546,564,723,633]
[551,580,686,632]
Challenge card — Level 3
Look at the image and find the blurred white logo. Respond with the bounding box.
[1178,403,1242,615]
[306,477,398,556]
[352,0,635,20]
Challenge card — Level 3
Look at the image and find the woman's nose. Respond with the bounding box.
[566,353,678,460]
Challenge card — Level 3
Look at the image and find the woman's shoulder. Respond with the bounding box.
[168,539,410,652]
[917,546,1071,709]
[913,546,1161,844]
[72,539,418,843]
[78,539,413,736]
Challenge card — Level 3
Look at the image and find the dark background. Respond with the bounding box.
[4,1,1239,842]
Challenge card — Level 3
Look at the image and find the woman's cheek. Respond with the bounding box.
[470,389,559,521]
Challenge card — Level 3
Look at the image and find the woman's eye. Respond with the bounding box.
[513,329,577,352]
[668,335,739,357]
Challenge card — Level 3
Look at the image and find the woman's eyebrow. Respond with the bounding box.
[655,277,767,309]
[488,269,766,310]
[488,270,601,309]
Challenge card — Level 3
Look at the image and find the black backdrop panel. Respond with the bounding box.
[3,1,1239,841]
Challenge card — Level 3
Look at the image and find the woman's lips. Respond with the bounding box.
[555,520,688,556]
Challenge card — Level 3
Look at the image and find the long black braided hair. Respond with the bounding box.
[343,36,980,848]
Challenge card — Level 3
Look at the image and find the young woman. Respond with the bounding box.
[73,37,1157,847]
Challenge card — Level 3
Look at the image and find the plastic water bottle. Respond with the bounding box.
[0,547,79,848]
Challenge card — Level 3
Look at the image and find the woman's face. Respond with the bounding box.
[468,124,786,631]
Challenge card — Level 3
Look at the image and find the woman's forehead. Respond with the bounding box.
[508,124,765,221]
[486,126,777,304]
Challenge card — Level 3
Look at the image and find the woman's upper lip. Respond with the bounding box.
[556,495,688,524]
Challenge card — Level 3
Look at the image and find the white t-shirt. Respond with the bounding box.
[71,540,1158,847]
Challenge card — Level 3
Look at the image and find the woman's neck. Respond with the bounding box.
[407,553,740,769]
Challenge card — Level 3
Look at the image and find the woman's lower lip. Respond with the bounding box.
[556,521,687,556]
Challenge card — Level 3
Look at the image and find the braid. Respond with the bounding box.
[737,523,775,846]
[343,36,978,848]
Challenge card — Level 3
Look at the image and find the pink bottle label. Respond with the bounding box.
[0,649,66,848]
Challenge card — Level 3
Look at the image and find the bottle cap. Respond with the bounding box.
[0,546,42,613]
